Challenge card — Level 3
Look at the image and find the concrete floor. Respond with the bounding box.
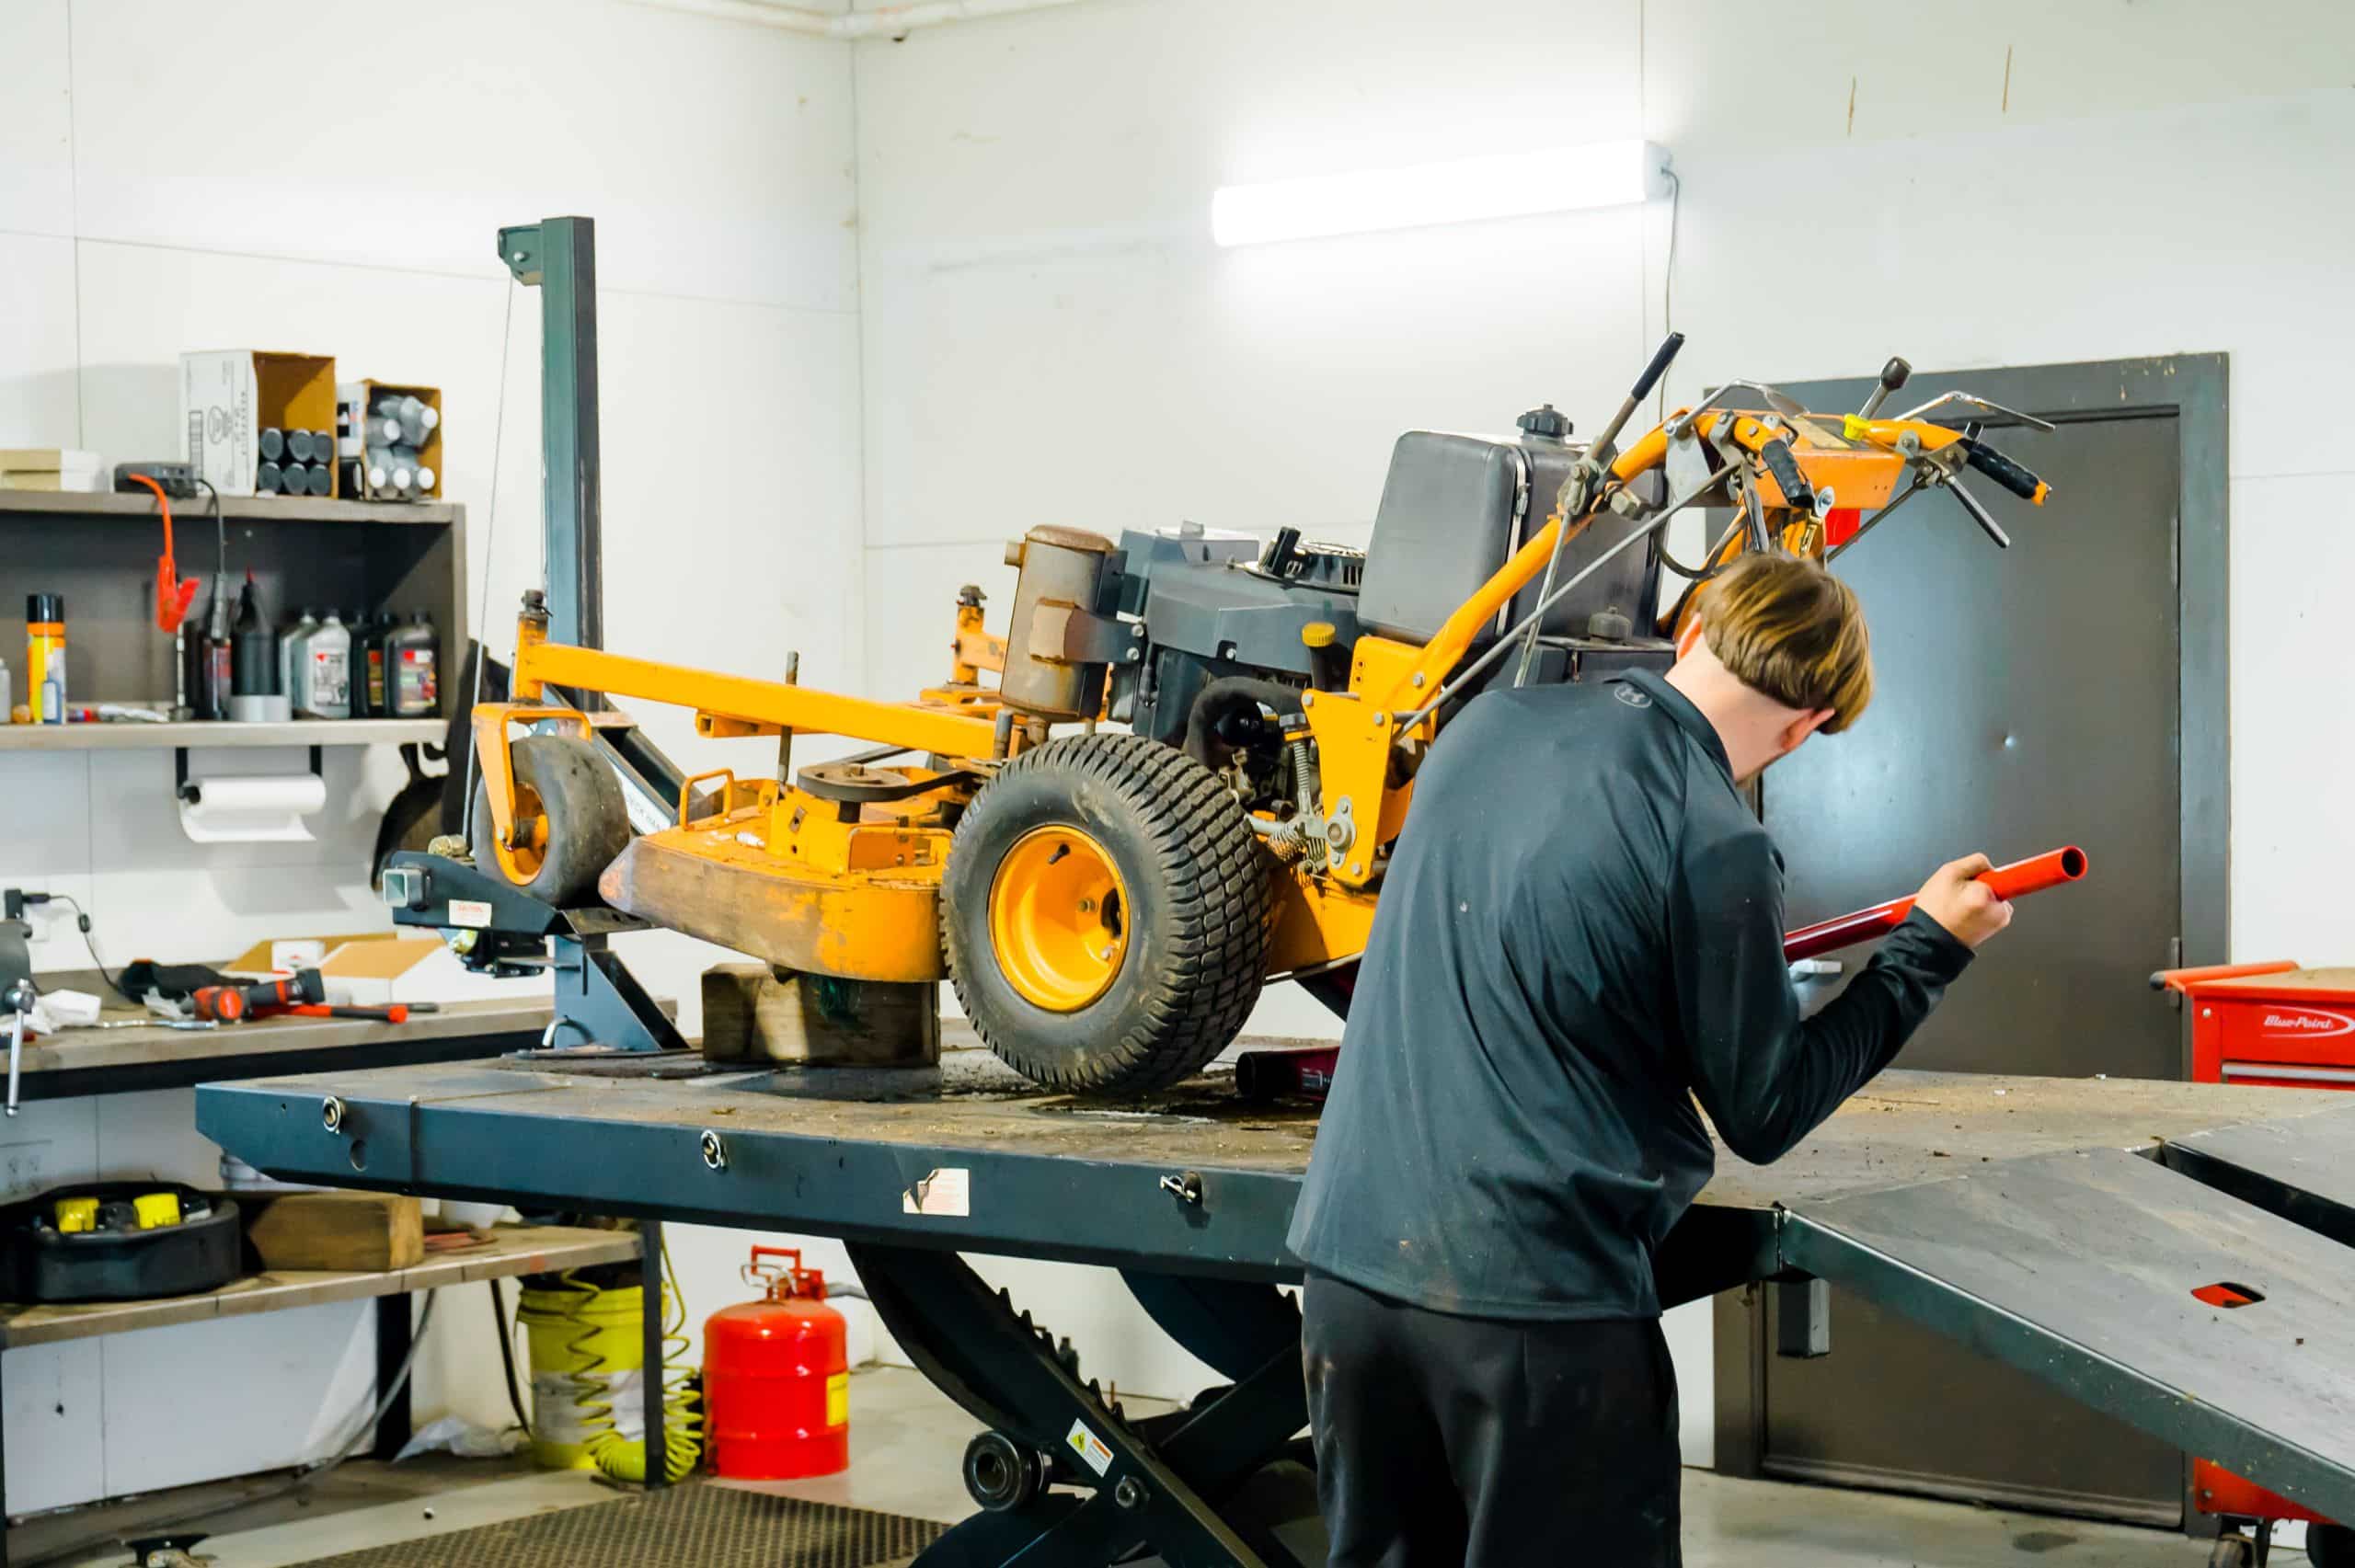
[32,1367,2225,1566]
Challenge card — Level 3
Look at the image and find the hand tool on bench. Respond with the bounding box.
[190,967,326,1023]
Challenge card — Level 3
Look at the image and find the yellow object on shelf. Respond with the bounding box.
[54,1197,97,1234]
[132,1192,183,1230]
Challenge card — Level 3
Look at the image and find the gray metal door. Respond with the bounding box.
[1729,360,2222,1523]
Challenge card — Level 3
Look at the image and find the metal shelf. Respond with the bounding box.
[0,718,443,751]
[0,489,456,526]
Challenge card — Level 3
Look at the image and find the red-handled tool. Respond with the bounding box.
[1779,846,2087,964]
[263,1002,413,1024]
[190,968,327,1024]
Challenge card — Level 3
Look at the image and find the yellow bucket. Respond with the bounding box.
[516,1282,649,1471]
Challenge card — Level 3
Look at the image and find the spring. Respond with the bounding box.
[550,1240,704,1484]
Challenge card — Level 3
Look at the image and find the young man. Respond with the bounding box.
[1286,553,2014,1568]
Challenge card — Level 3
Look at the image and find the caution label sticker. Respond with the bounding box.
[902,1167,971,1217]
[449,898,493,930]
[826,1371,849,1428]
[1065,1419,1114,1476]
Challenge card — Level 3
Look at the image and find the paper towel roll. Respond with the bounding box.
[178,773,328,843]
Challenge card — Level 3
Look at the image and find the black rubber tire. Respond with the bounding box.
[943,732,1270,1094]
[469,734,630,906]
[2311,1524,2355,1568]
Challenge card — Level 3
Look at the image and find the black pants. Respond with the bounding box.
[1302,1273,1682,1568]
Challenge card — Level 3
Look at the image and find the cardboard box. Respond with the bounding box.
[316,935,549,1006]
[0,449,104,493]
[342,380,443,500]
[180,350,339,498]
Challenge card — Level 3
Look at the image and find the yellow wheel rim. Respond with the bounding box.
[493,783,551,885]
[987,825,1130,1013]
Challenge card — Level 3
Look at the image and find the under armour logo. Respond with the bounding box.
[1613,685,1652,709]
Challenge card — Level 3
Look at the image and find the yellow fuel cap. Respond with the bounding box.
[1301,622,1338,649]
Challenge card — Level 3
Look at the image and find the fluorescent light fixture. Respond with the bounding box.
[1212,139,1669,248]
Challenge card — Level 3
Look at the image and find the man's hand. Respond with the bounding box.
[1913,853,2015,949]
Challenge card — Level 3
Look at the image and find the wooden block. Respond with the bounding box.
[701,966,941,1067]
[246,1192,424,1272]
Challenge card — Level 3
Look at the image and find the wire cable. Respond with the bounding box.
[28,892,121,1000]
[194,478,225,585]
[1655,166,1682,424]
[489,1276,533,1437]
[551,1240,703,1485]
[460,276,521,852]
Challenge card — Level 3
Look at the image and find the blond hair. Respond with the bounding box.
[1699,555,1874,732]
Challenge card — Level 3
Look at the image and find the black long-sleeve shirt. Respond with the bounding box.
[1286,669,1972,1321]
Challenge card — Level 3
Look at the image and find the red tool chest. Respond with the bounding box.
[2171,965,2355,1089]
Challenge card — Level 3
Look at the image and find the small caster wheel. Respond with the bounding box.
[2309,1522,2355,1568]
[963,1429,1045,1513]
[2209,1532,2255,1568]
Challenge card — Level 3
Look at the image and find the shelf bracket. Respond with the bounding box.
[175,744,325,804]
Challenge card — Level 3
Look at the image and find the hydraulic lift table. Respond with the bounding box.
[195,1048,2355,1568]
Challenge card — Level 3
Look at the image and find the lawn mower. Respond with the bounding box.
[465,334,2056,1093]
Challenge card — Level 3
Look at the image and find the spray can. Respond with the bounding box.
[231,573,274,697]
[26,594,65,725]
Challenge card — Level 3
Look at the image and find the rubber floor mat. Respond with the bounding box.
[289,1482,947,1567]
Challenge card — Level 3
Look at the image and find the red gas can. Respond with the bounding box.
[704,1245,850,1479]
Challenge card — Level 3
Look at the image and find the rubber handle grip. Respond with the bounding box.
[1781,846,2087,963]
[1965,440,2045,502]
[1760,439,1814,511]
[1628,332,1685,402]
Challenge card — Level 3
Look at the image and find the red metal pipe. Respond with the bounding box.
[2147,959,2299,995]
[1246,847,2088,1102]
[1780,845,2087,963]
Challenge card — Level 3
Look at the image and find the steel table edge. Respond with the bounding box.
[1774,1208,2355,1527]
[195,1078,1313,1281]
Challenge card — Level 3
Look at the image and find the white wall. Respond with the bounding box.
[0,0,862,1508]
[850,0,2355,1460]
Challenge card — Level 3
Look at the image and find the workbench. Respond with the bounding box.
[0,977,557,1562]
[0,1225,637,1566]
[12,992,555,1101]
[194,1041,2355,1568]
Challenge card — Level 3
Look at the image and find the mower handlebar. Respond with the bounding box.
[1964,439,2049,504]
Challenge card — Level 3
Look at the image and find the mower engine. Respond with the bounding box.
[1017,404,1677,818]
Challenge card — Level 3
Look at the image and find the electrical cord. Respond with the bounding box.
[460,276,521,852]
[15,892,122,1000]
[194,478,225,585]
[489,1276,533,1437]
[1655,166,1682,424]
[24,1291,440,1568]
[551,1241,703,1484]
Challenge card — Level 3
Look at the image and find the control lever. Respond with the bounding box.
[1759,439,1815,514]
[1858,356,1911,419]
[1514,331,1685,686]
[1591,331,1686,464]
[4,978,34,1117]
[1946,479,2012,549]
